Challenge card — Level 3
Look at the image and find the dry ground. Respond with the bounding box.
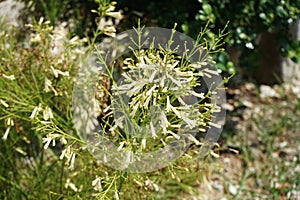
[196,82,300,200]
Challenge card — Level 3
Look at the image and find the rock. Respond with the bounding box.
[222,102,234,111]
[287,189,300,199]
[242,100,253,108]
[212,181,224,191]
[0,0,24,26]
[244,83,256,91]
[228,184,238,195]
[259,85,279,99]
[281,19,300,86]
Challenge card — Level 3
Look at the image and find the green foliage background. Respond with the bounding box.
[118,0,300,76]
[17,0,300,75]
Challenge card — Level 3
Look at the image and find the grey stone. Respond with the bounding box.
[281,19,300,86]
[0,0,25,26]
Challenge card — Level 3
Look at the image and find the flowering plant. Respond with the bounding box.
[81,24,229,174]
[0,4,228,198]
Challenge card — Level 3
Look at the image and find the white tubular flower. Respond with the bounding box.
[149,70,157,82]
[166,96,172,112]
[213,105,221,113]
[58,70,70,76]
[130,102,139,117]
[143,94,151,108]
[69,36,80,45]
[38,17,44,25]
[60,137,67,145]
[43,106,54,121]
[124,151,133,166]
[170,104,181,119]
[29,104,42,119]
[190,91,205,99]
[174,69,193,77]
[51,66,58,78]
[144,180,160,191]
[134,179,143,187]
[30,33,41,43]
[92,176,102,191]
[208,121,222,129]
[44,78,58,96]
[117,141,125,151]
[103,26,116,37]
[2,118,15,140]
[150,121,157,138]
[69,153,76,170]
[0,99,9,108]
[15,147,27,156]
[142,85,156,108]
[2,127,10,140]
[146,84,156,96]
[42,137,52,149]
[152,182,159,192]
[160,112,170,134]
[65,145,72,159]
[106,11,122,19]
[199,127,206,132]
[104,171,110,181]
[42,134,60,149]
[50,66,69,78]
[167,73,182,87]
[127,80,147,97]
[210,150,220,158]
[186,134,201,145]
[115,191,120,200]
[103,154,107,163]
[203,72,212,78]
[2,74,15,80]
[107,4,116,12]
[190,61,209,69]
[167,60,179,69]
[182,115,197,129]
[65,179,78,192]
[159,76,166,88]
[6,118,14,126]
[141,138,146,149]
[177,96,188,106]
[204,68,219,76]
[166,130,180,140]
[60,149,66,160]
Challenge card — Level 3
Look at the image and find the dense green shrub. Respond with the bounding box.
[118,0,300,76]
[196,0,300,66]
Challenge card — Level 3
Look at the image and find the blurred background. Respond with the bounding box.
[2,0,300,84]
[0,0,299,199]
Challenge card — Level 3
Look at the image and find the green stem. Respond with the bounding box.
[118,171,128,192]
[59,159,65,194]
